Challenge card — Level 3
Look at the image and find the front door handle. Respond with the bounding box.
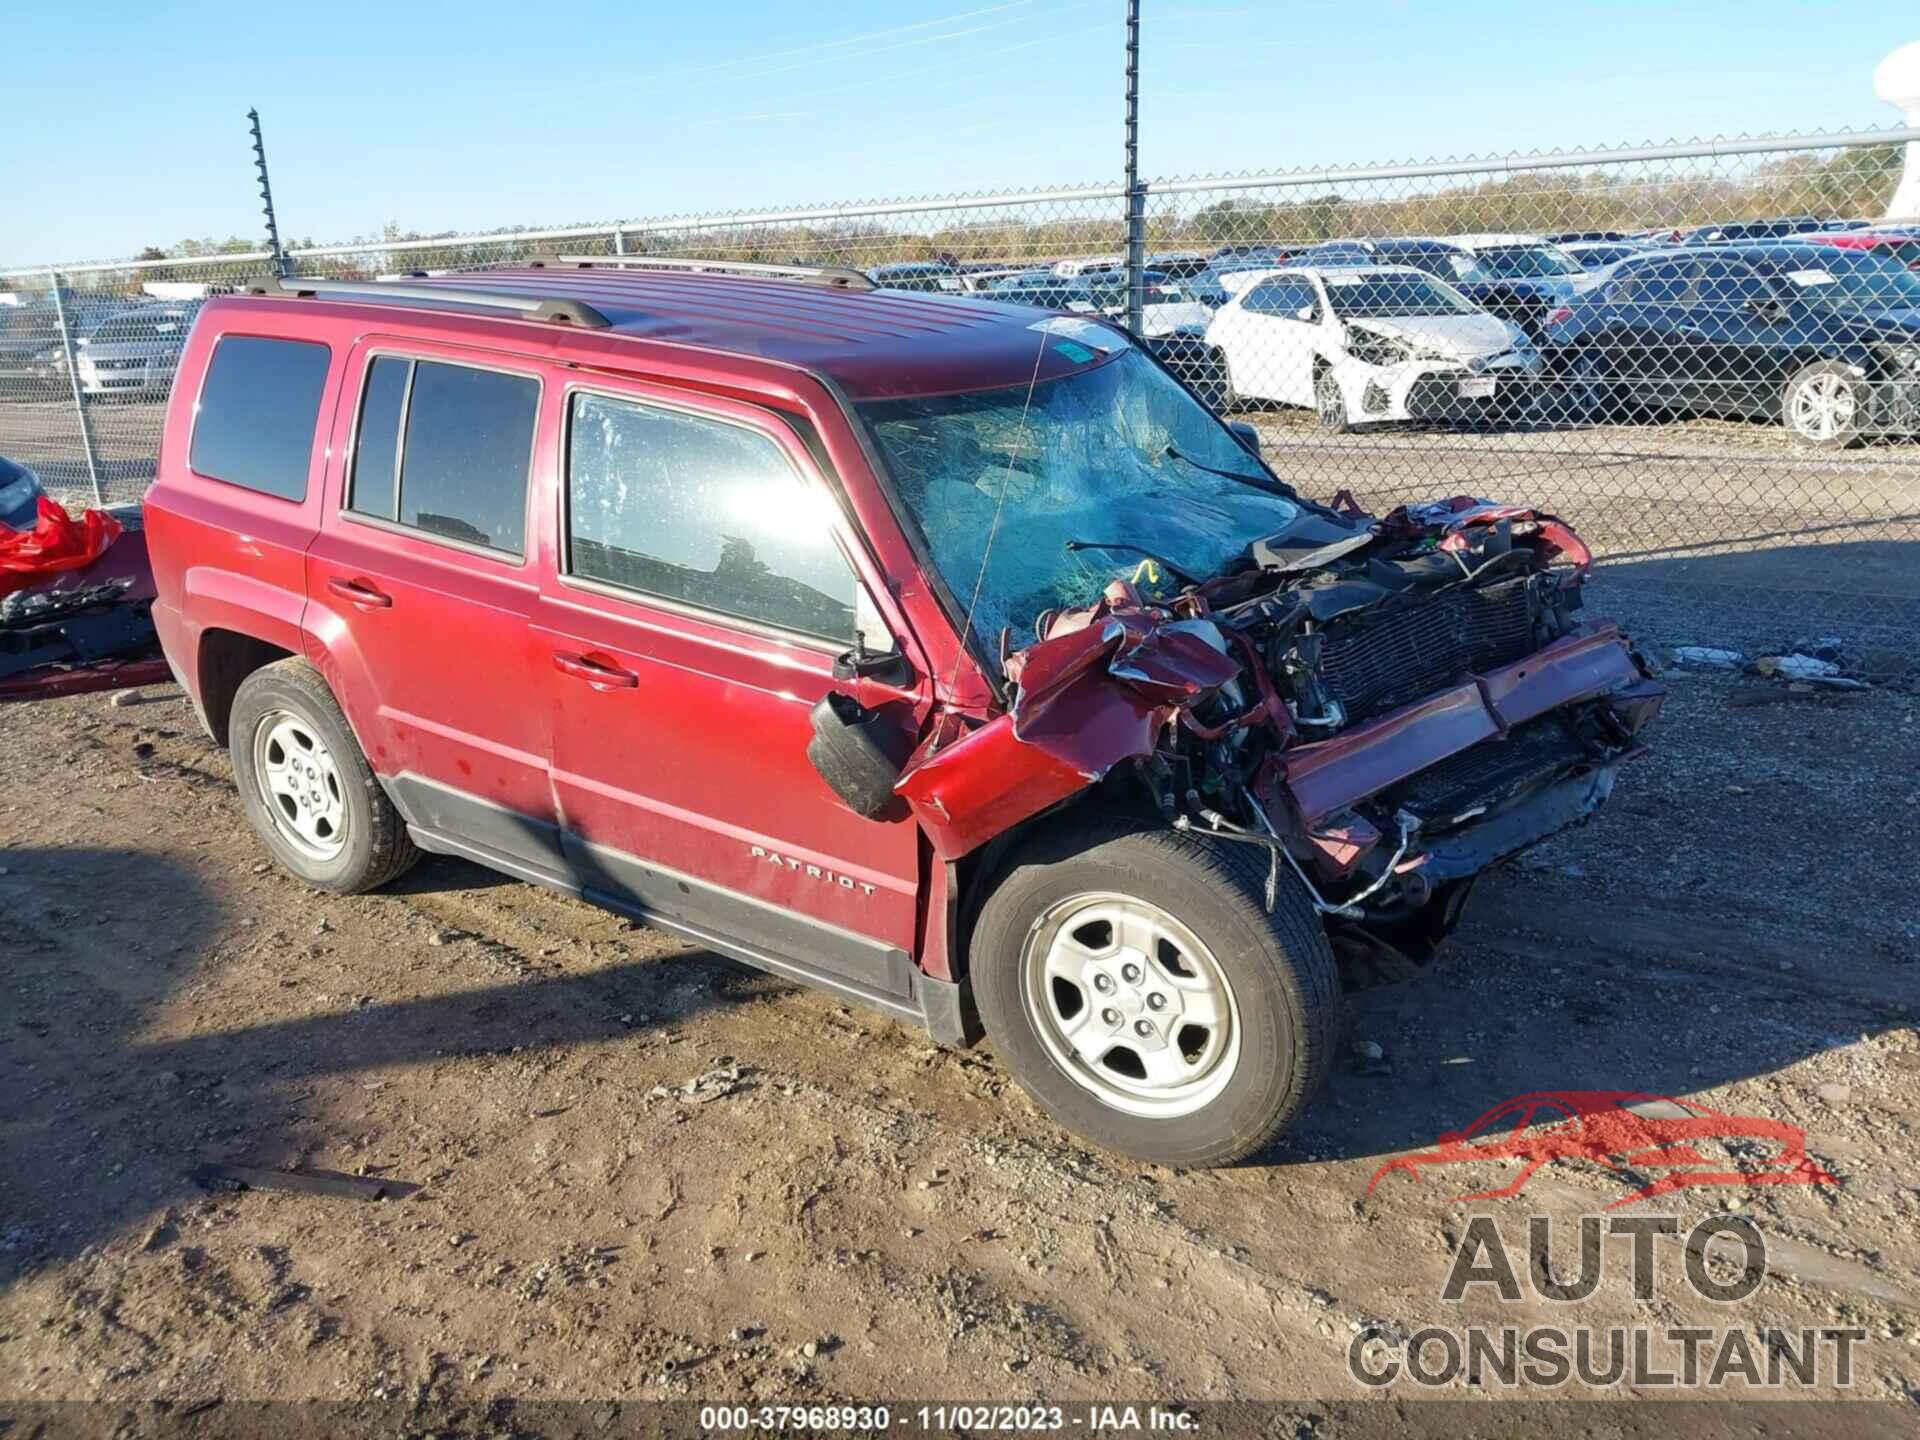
[552,651,639,689]
[327,576,393,608]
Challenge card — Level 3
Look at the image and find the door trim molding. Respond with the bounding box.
[384,771,932,1023]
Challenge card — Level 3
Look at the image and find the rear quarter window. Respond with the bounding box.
[189,336,331,501]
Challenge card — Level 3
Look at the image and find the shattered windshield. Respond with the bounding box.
[858,347,1300,661]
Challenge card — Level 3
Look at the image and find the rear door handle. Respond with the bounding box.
[552,651,639,689]
[327,576,393,608]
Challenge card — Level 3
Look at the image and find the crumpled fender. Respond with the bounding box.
[896,592,1240,860]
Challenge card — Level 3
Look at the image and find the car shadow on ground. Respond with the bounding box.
[0,844,749,1282]
[1263,882,1912,1172]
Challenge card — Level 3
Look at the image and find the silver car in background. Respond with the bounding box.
[73,304,199,400]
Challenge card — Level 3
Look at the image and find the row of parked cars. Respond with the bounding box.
[0,289,201,402]
[870,217,1920,447]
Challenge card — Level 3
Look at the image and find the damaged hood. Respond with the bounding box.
[1347,313,1521,359]
[892,493,1615,861]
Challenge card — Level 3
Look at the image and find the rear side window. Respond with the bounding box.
[565,393,857,643]
[347,357,539,556]
[190,336,331,500]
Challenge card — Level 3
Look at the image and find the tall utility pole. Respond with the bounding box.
[1123,0,1146,338]
[249,108,291,278]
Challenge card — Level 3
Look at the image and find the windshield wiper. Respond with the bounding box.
[1163,443,1286,492]
[1063,539,1202,587]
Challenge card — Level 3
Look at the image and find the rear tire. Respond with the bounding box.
[971,814,1340,1167]
[229,659,419,894]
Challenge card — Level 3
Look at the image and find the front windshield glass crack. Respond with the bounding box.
[859,349,1301,661]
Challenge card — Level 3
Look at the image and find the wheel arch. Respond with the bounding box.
[196,629,297,746]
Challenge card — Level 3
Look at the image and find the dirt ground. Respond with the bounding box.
[2,640,1918,1418]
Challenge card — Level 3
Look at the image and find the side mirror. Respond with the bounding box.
[1295,306,1316,322]
[806,692,910,820]
[1745,295,1789,323]
[832,624,912,687]
[1227,421,1262,456]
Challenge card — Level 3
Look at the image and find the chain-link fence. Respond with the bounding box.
[4,126,1918,674]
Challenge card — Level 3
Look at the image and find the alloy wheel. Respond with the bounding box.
[1315,371,1346,428]
[1789,371,1857,443]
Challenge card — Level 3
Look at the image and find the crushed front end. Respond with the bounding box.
[897,494,1663,972]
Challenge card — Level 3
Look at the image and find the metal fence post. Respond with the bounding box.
[1123,0,1146,337]
[48,269,104,508]
[612,226,627,256]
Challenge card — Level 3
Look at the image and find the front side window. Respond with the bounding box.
[190,336,331,501]
[565,394,858,644]
[347,357,539,555]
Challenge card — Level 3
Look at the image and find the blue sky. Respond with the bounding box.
[5,1,1913,267]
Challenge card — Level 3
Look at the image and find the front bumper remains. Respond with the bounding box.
[1337,350,1544,425]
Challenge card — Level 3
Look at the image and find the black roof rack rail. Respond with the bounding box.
[240,275,612,328]
[550,254,876,291]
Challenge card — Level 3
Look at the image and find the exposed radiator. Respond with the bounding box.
[1318,575,1537,723]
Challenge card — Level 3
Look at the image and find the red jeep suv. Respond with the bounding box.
[145,260,1663,1166]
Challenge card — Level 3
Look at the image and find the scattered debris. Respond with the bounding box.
[649,1064,754,1105]
[190,1162,422,1203]
[1349,1039,1390,1076]
[1672,646,1745,670]
[1756,653,1841,680]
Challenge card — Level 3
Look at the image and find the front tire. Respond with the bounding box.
[1313,367,1353,433]
[229,659,419,893]
[971,816,1340,1167]
[1782,359,1869,450]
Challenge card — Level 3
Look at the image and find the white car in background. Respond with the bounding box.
[1205,265,1544,431]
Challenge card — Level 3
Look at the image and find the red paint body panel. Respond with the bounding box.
[146,283,962,972]
[0,655,172,703]
[1277,624,1646,822]
[529,372,930,953]
[895,711,1102,863]
[900,607,1245,859]
[301,334,557,826]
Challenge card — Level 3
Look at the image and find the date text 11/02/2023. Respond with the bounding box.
[697,1404,1202,1432]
